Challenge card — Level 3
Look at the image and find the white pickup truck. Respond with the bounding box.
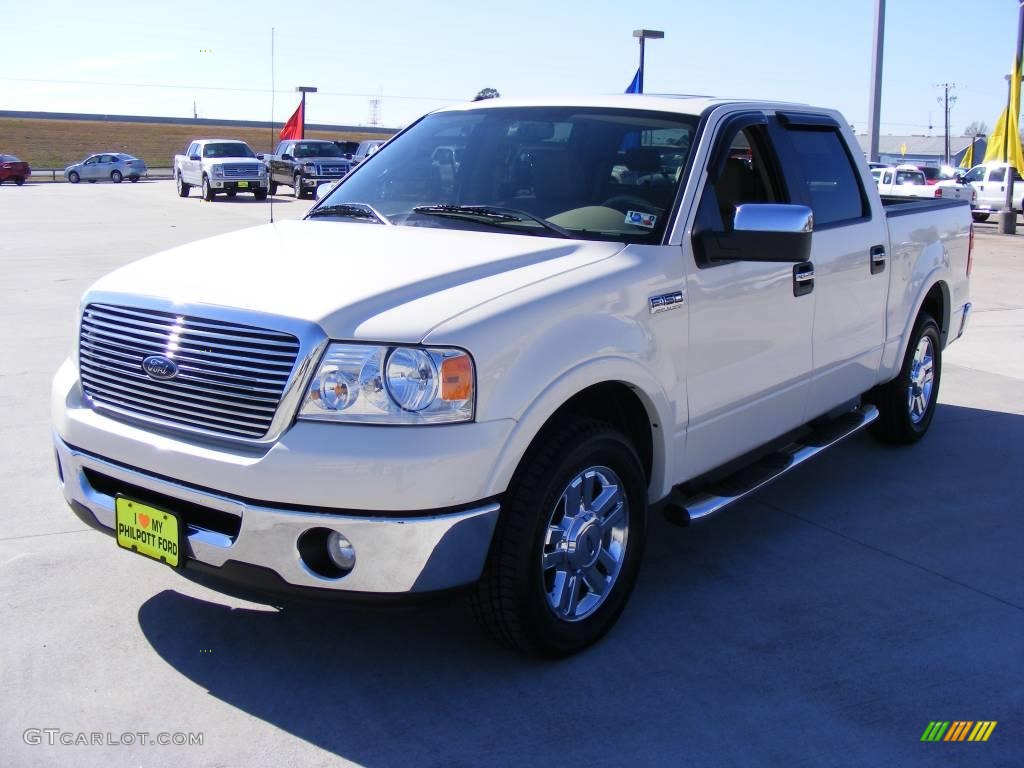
[173,139,268,201]
[53,96,972,656]
[871,164,975,204]
[960,161,1024,222]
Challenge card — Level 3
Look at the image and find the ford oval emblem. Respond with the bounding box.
[142,355,179,381]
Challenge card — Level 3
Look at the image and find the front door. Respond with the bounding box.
[682,114,815,478]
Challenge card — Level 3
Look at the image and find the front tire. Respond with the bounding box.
[14,176,24,186]
[868,313,941,444]
[293,174,305,199]
[202,175,215,201]
[253,189,268,201]
[68,171,80,184]
[471,418,647,657]
[972,212,989,223]
[111,170,123,183]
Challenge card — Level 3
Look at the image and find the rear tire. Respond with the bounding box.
[111,170,123,183]
[972,212,989,223]
[269,181,279,195]
[202,175,215,202]
[471,418,647,657]
[14,176,24,186]
[129,175,139,182]
[867,313,941,444]
[176,173,190,197]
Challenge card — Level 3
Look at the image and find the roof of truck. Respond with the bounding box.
[435,94,814,117]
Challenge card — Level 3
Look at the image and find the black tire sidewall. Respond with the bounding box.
[69,172,79,184]
[111,171,122,183]
[510,425,647,656]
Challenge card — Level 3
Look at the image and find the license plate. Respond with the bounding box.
[237,181,249,188]
[115,496,182,568]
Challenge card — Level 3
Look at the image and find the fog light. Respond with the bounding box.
[326,531,356,571]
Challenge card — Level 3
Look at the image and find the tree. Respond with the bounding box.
[473,88,500,102]
[963,120,989,137]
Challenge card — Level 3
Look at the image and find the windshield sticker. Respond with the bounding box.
[626,210,657,229]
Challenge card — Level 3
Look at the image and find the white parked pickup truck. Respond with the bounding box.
[960,161,1024,222]
[173,139,268,201]
[871,164,975,204]
[53,96,973,656]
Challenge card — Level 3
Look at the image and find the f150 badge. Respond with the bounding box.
[649,291,684,314]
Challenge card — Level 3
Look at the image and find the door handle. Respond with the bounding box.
[870,244,886,275]
[793,262,814,297]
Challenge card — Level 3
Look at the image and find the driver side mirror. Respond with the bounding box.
[282,153,293,161]
[696,204,814,263]
[189,154,200,161]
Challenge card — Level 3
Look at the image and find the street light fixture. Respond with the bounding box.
[632,29,665,94]
[295,86,318,139]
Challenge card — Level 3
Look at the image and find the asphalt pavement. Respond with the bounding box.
[1,181,1021,767]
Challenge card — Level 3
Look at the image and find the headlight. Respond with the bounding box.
[302,163,316,173]
[258,164,267,175]
[212,165,224,177]
[299,343,474,424]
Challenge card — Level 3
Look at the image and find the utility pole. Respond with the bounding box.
[935,82,957,166]
[867,0,885,163]
[998,1,1024,235]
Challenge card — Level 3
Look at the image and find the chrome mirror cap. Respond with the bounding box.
[734,203,814,234]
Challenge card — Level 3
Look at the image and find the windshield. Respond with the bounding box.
[315,107,698,242]
[203,142,256,158]
[293,142,345,158]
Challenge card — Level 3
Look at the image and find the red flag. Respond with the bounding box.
[279,100,304,140]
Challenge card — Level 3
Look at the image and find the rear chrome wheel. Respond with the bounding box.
[907,336,935,424]
[111,170,122,183]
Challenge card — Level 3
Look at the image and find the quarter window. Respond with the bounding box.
[989,167,1006,183]
[785,128,868,226]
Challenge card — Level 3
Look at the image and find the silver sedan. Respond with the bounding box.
[65,153,148,184]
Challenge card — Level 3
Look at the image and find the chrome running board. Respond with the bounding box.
[663,404,879,526]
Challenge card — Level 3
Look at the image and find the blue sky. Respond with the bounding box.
[1,0,1020,136]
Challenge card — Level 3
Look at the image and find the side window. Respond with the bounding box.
[883,171,893,184]
[963,166,985,183]
[989,167,1006,183]
[186,143,197,158]
[84,156,97,166]
[696,124,786,234]
[785,128,868,226]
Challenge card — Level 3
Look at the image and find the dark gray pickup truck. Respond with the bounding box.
[267,139,351,198]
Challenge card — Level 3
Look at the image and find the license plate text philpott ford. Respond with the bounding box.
[115,497,181,568]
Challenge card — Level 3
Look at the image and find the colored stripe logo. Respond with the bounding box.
[921,721,997,742]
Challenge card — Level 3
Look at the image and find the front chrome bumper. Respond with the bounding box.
[54,434,500,595]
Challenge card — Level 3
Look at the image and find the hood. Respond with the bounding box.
[87,220,624,342]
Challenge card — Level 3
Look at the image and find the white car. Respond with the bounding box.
[53,96,972,655]
[173,139,268,201]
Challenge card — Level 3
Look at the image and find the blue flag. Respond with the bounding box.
[625,69,641,94]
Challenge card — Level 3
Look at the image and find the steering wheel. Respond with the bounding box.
[601,195,661,214]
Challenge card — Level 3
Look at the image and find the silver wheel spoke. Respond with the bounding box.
[591,484,620,518]
[563,481,582,518]
[556,573,580,616]
[601,502,626,535]
[583,564,608,596]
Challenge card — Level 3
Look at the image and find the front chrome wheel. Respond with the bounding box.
[907,336,935,424]
[542,466,628,622]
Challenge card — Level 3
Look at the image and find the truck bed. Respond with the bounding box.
[879,196,970,217]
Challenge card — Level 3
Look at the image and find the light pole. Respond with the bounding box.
[867,0,885,163]
[295,85,318,139]
[935,82,956,166]
[998,2,1023,235]
[632,29,665,94]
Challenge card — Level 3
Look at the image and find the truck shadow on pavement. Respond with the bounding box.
[136,402,1024,767]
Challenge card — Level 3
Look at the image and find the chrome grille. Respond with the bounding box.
[318,163,348,176]
[222,163,260,178]
[79,304,300,439]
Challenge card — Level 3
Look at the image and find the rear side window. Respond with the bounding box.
[989,167,1006,183]
[786,128,868,226]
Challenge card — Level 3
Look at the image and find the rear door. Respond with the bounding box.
[774,113,889,419]
[683,112,815,477]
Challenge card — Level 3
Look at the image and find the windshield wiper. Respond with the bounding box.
[412,205,572,238]
[307,203,391,225]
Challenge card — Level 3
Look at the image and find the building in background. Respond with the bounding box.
[854,134,988,168]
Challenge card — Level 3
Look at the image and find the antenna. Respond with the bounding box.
[269,27,275,224]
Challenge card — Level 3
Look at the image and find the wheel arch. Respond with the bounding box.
[484,360,674,504]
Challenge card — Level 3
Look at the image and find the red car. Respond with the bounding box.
[0,154,31,185]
